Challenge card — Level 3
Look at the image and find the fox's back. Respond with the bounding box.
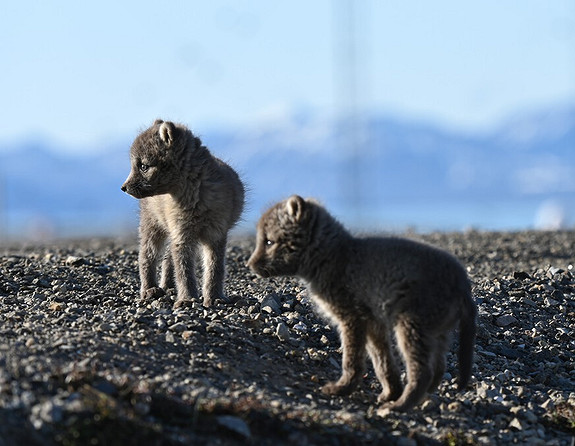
[343,237,471,323]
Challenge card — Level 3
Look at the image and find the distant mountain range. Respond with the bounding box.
[0,105,574,239]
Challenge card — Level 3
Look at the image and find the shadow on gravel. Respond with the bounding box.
[40,372,399,446]
[0,408,48,446]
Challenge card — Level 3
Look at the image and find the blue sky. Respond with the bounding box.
[1,0,574,149]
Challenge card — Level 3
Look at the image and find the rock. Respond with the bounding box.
[65,255,84,266]
[524,410,538,423]
[181,330,195,340]
[48,302,64,312]
[421,399,438,411]
[544,297,559,307]
[261,294,281,314]
[495,315,518,327]
[168,322,187,333]
[447,401,462,411]
[513,271,531,280]
[97,322,113,331]
[293,321,308,332]
[276,322,290,341]
[548,266,563,276]
[216,415,251,439]
[541,399,555,410]
[31,291,46,301]
[243,314,264,329]
[509,417,526,431]
[30,400,63,429]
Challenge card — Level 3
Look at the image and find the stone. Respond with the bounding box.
[513,271,531,280]
[216,415,251,439]
[97,322,113,331]
[276,322,290,341]
[495,315,518,327]
[293,321,308,332]
[509,417,526,431]
[65,255,84,266]
[261,294,281,314]
[168,322,187,333]
[544,297,559,307]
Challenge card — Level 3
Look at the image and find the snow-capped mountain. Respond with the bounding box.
[0,105,573,239]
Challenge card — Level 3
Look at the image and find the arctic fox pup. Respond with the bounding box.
[122,119,244,308]
[247,195,476,415]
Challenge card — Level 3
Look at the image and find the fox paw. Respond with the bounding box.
[376,404,394,418]
[173,298,193,309]
[377,387,403,404]
[377,399,414,417]
[321,381,354,396]
[203,293,231,307]
[142,287,166,300]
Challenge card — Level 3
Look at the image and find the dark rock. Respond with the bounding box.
[513,271,531,280]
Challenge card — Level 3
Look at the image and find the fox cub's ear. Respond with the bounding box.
[158,121,177,146]
[286,195,305,221]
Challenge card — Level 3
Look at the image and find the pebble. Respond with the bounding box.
[97,322,113,332]
[261,294,281,314]
[49,302,64,312]
[276,322,290,341]
[168,322,187,333]
[495,315,518,327]
[65,255,84,266]
[216,415,251,439]
[30,400,63,429]
[508,417,526,430]
[293,321,308,332]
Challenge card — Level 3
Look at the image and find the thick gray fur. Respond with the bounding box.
[122,119,244,307]
[247,195,477,415]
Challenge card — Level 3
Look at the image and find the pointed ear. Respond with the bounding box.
[158,121,176,145]
[286,195,305,221]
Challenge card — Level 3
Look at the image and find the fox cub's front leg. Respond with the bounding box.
[171,242,199,308]
[139,224,166,300]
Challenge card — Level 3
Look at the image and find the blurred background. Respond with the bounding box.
[0,1,574,240]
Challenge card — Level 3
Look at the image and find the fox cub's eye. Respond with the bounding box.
[265,239,274,247]
[139,163,150,173]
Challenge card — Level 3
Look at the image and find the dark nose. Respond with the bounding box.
[121,185,127,192]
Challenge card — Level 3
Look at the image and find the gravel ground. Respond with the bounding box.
[0,231,574,445]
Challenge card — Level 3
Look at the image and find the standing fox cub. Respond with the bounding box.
[248,196,477,415]
[122,120,244,308]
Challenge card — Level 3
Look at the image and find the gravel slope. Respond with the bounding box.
[0,231,574,445]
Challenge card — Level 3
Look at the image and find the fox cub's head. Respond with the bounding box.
[121,119,190,199]
[247,195,316,278]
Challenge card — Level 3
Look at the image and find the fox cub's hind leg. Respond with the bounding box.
[201,237,228,306]
[160,249,175,291]
[366,321,403,403]
[378,318,434,416]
